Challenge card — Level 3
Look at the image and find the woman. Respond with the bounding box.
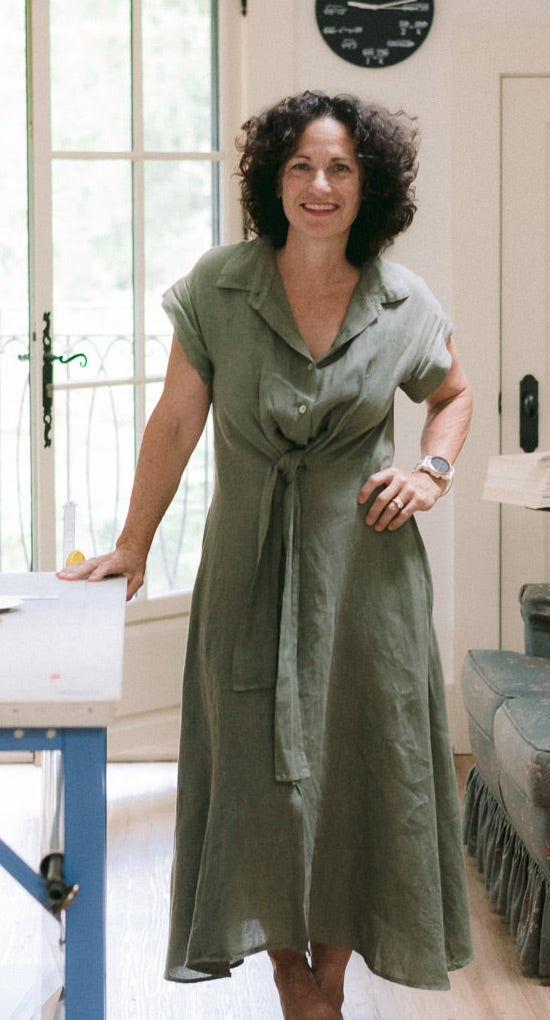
[59,91,473,1019]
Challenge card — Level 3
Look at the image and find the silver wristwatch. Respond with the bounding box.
[413,455,455,494]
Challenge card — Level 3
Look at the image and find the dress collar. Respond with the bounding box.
[216,236,411,361]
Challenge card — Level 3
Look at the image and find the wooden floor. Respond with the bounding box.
[1,756,549,1019]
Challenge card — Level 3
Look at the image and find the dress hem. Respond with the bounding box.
[164,945,473,991]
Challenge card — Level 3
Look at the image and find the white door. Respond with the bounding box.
[501,76,550,650]
[0,0,238,759]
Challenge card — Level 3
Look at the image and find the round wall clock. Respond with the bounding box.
[315,1,435,69]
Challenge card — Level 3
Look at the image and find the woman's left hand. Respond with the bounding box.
[357,338,472,533]
[357,466,445,532]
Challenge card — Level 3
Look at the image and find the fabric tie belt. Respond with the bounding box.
[231,449,310,784]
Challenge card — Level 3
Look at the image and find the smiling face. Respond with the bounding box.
[278,116,363,247]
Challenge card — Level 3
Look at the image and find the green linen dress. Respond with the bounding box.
[162,237,473,990]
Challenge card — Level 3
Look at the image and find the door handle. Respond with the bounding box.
[41,312,88,448]
[519,373,538,453]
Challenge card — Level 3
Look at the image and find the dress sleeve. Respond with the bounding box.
[162,275,213,385]
[399,291,454,404]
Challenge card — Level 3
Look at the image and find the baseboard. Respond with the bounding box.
[107,706,180,761]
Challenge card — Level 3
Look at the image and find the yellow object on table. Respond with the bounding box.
[65,550,85,565]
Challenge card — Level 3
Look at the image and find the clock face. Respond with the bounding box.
[315,1,435,69]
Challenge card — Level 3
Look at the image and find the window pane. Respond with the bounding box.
[0,0,31,569]
[52,160,134,563]
[145,385,214,596]
[50,0,131,151]
[144,160,214,346]
[144,332,171,379]
[142,0,214,152]
[55,385,135,564]
[52,161,133,369]
[0,340,32,571]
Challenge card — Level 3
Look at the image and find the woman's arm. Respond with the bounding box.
[358,338,473,532]
[58,336,211,598]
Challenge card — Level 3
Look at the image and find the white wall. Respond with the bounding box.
[238,0,550,749]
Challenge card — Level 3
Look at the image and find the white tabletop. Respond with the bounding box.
[0,573,126,727]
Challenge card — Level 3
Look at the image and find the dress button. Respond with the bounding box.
[298,404,307,415]
[307,362,314,372]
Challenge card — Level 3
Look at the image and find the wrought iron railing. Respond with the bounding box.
[0,330,213,593]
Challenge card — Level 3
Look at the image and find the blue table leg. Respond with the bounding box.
[0,837,51,910]
[62,728,107,1019]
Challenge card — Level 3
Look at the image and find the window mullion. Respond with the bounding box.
[131,0,145,406]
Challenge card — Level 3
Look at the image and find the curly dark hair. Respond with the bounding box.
[236,90,419,266]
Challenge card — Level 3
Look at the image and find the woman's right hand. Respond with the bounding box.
[57,545,146,601]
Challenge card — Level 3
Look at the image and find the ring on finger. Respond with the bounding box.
[390,496,404,512]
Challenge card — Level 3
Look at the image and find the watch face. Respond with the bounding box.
[430,456,450,473]
[316,1,435,69]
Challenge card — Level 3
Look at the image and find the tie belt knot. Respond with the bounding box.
[276,450,306,483]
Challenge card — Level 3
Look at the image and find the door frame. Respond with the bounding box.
[27,0,56,569]
[451,28,550,748]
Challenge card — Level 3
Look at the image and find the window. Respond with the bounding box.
[0,0,222,596]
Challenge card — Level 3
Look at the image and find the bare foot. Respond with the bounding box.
[269,949,341,1020]
[310,942,352,1014]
